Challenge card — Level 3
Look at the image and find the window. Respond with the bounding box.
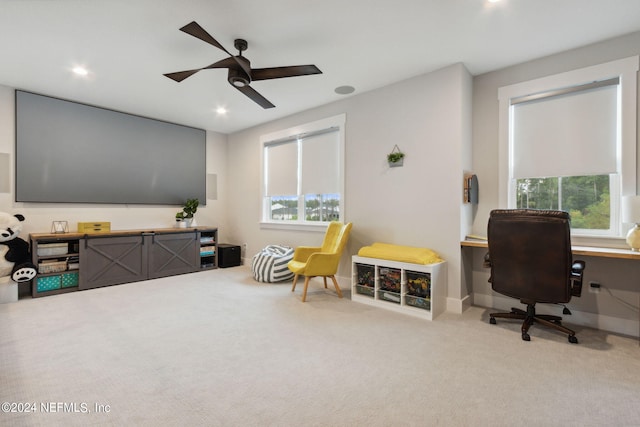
[498,57,638,237]
[261,114,345,229]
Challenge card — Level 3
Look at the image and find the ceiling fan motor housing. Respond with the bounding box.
[228,56,251,87]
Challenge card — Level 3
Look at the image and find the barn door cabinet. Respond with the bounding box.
[30,227,217,297]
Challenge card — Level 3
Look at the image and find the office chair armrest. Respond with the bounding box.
[483,252,491,268]
[570,260,586,297]
[572,260,585,274]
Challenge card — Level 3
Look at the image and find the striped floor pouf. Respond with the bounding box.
[251,245,295,283]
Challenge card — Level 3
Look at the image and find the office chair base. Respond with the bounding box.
[489,306,578,344]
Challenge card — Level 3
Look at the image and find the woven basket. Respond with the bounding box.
[38,260,67,274]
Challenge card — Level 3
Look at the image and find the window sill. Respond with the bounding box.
[570,235,628,250]
[259,221,330,232]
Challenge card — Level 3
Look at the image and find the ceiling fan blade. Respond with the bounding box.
[234,85,275,109]
[163,69,202,82]
[251,65,322,81]
[204,57,238,70]
[179,21,231,55]
[164,59,234,82]
[179,21,252,77]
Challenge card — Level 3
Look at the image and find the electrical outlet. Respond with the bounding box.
[589,281,601,294]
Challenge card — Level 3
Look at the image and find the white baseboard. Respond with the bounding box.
[447,294,472,314]
[473,292,639,338]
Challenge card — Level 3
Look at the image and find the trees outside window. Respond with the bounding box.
[516,175,610,229]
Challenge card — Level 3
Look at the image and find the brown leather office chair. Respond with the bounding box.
[486,209,585,343]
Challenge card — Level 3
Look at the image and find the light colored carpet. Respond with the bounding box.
[1,266,639,427]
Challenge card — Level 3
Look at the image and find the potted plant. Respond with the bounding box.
[387,146,405,167]
[176,198,199,227]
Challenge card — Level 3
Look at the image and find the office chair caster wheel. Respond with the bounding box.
[568,335,578,344]
[489,317,496,324]
[521,333,530,341]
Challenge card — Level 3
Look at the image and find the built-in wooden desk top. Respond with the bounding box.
[460,240,489,249]
[461,239,640,261]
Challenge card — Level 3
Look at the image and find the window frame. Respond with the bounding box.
[498,56,638,239]
[259,114,346,231]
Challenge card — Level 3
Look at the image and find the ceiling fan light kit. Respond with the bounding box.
[228,67,250,88]
[164,21,322,109]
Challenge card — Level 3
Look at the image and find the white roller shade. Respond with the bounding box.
[266,141,298,196]
[512,82,618,179]
[301,130,339,194]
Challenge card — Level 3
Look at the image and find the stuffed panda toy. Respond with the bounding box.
[0,212,38,283]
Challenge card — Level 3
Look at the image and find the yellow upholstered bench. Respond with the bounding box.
[357,242,443,265]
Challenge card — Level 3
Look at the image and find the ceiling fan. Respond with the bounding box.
[164,21,323,109]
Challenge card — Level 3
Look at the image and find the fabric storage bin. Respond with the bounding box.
[36,275,61,292]
[61,272,79,288]
[37,243,68,256]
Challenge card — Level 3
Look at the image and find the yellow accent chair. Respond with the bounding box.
[288,222,353,302]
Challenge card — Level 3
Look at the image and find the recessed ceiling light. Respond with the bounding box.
[488,0,501,3]
[216,107,228,115]
[72,66,89,76]
[335,85,355,95]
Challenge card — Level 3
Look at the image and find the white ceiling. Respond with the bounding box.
[2,0,640,134]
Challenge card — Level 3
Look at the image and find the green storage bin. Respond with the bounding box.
[61,272,79,288]
[36,275,61,293]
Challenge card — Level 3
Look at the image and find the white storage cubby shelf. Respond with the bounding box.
[351,255,447,320]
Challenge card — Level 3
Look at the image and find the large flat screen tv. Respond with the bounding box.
[15,90,206,205]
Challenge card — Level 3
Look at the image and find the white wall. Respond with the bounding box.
[0,84,230,241]
[2,27,635,333]
[226,63,473,312]
[470,31,640,337]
